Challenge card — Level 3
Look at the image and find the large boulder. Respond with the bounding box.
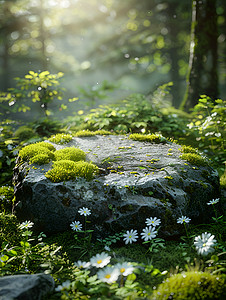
[0,273,54,300]
[13,135,220,238]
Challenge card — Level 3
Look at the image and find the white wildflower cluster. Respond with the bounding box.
[123,217,161,244]
[194,232,216,256]
[19,220,34,230]
[70,207,91,231]
[73,252,135,284]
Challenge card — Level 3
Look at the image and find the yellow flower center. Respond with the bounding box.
[129,235,132,238]
[152,221,154,223]
[97,260,102,264]
[203,243,206,247]
[148,233,151,236]
[105,274,111,279]
[84,211,86,214]
[120,268,126,273]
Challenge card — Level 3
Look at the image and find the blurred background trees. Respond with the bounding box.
[0,0,225,118]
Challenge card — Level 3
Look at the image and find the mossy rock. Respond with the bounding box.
[151,271,226,300]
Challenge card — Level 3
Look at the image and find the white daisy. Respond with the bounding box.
[123,229,138,244]
[19,221,34,230]
[90,252,111,268]
[177,216,191,224]
[194,232,216,256]
[145,217,161,227]
[70,220,82,231]
[207,198,220,205]
[78,207,91,216]
[141,226,157,241]
[55,280,71,291]
[74,260,90,269]
[97,266,120,283]
[115,262,134,276]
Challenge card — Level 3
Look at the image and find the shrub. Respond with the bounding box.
[19,143,55,162]
[179,153,208,166]
[54,147,86,162]
[14,126,35,141]
[129,133,166,144]
[151,271,226,300]
[49,133,72,144]
[45,160,99,182]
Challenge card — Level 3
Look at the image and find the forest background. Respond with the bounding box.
[0,0,225,119]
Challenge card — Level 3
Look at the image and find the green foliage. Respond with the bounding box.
[19,142,55,162]
[0,213,21,248]
[32,118,62,137]
[45,160,99,182]
[151,271,226,300]
[187,96,225,170]
[14,126,35,141]
[0,186,14,213]
[66,92,189,137]
[49,134,72,144]
[4,71,65,117]
[54,147,86,162]
[129,133,166,144]
[179,153,208,166]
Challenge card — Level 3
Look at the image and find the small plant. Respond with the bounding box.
[54,147,86,162]
[49,133,72,144]
[2,71,65,117]
[129,133,166,144]
[151,271,226,300]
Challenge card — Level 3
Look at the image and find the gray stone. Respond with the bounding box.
[13,135,220,238]
[0,273,54,300]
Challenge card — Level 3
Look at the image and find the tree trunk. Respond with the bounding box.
[181,0,218,111]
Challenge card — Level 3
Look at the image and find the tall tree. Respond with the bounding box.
[182,0,219,111]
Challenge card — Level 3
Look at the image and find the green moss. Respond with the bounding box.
[19,142,55,162]
[54,147,86,162]
[45,160,99,182]
[74,130,96,137]
[152,271,226,300]
[179,145,198,154]
[129,133,166,143]
[48,133,72,144]
[30,154,51,165]
[14,126,35,141]
[179,153,208,166]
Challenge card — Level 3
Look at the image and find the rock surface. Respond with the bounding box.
[0,273,54,300]
[14,135,220,238]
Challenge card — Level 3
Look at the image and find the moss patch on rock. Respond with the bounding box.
[48,133,72,144]
[152,271,226,300]
[45,160,99,182]
[54,147,86,162]
[129,133,166,144]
